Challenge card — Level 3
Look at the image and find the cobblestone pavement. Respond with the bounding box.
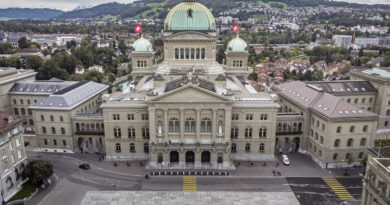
[80,191,300,205]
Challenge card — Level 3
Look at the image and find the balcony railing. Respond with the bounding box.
[75,131,104,136]
[276,131,303,136]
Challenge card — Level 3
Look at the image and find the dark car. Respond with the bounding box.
[79,163,90,170]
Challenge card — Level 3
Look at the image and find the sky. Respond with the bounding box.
[0,0,389,11]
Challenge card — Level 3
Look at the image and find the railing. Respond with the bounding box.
[75,131,104,136]
[276,131,303,135]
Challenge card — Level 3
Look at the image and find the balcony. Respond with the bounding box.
[75,131,104,136]
[276,130,303,136]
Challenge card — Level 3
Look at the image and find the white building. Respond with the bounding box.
[333,35,352,48]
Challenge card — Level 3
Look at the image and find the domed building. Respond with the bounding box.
[104,0,279,169]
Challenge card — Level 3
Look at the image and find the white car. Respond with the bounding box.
[281,155,290,166]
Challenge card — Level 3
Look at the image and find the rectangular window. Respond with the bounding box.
[246,114,253,120]
[128,114,134,120]
[113,114,120,120]
[260,114,268,120]
[142,114,149,121]
[231,114,239,121]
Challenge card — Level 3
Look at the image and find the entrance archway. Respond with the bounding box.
[170,151,179,163]
[293,137,300,152]
[186,151,195,163]
[201,151,210,163]
[217,156,223,164]
[78,137,85,153]
[157,155,163,164]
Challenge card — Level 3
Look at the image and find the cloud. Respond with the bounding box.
[0,0,137,11]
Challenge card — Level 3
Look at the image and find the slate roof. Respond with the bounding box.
[9,81,76,95]
[30,81,108,109]
[273,81,378,120]
[307,81,377,93]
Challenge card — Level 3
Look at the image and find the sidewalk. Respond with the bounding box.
[25,176,57,205]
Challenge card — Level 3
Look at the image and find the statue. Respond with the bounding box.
[218,123,223,135]
[158,125,162,135]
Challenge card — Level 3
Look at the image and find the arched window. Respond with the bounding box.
[334,139,340,147]
[44,139,48,145]
[185,118,195,133]
[61,127,65,135]
[175,48,179,59]
[201,118,211,133]
[29,119,34,125]
[63,140,66,146]
[259,143,265,152]
[245,143,250,152]
[180,48,184,59]
[191,48,195,59]
[42,127,46,134]
[321,124,325,131]
[362,98,366,103]
[347,138,353,147]
[169,118,179,133]
[349,126,355,133]
[28,109,32,115]
[231,143,237,152]
[336,126,342,133]
[144,143,149,153]
[128,128,135,138]
[185,48,189,59]
[114,127,121,138]
[363,125,368,132]
[259,127,267,138]
[347,98,351,103]
[142,127,149,138]
[13,108,19,115]
[130,143,135,152]
[20,108,26,115]
[13,99,16,104]
[196,48,200,59]
[360,138,367,146]
[345,153,351,160]
[51,127,56,134]
[60,116,64,122]
[358,152,364,159]
[91,124,95,131]
[385,121,389,127]
[201,48,205,59]
[320,136,324,144]
[50,115,54,122]
[245,127,252,138]
[20,99,23,104]
[27,99,30,105]
[231,127,238,138]
[115,143,121,152]
[333,153,338,160]
[40,115,45,121]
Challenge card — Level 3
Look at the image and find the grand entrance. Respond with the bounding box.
[186,151,195,163]
[170,151,179,163]
[293,137,300,152]
[201,151,210,163]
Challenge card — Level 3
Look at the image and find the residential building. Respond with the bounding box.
[333,35,352,48]
[0,112,28,201]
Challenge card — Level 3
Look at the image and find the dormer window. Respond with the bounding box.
[187,9,193,18]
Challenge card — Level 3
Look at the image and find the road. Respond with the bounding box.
[26,152,363,205]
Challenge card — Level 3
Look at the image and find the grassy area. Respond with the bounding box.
[102,14,117,20]
[131,0,167,20]
[7,183,36,203]
[308,24,326,28]
[257,1,291,9]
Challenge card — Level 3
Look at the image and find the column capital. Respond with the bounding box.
[163,108,168,112]
[196,108,202,112]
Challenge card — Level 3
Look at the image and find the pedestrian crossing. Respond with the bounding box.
[322,177,355,201]
[183,176,197,192]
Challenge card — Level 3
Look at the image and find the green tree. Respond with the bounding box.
[0,42,14,54]
[22,160,53,187]
[118,38,128,54]
[5,56,21,68]
[24,56,43,71]
[18,37,31,49]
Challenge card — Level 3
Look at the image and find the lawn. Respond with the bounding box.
[131,0,167,20]
[289,55,310,62]
[7,183,36,203]
[257,0,291,9]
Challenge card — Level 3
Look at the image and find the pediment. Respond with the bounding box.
[148,84,231,103]
[166,31,213,40]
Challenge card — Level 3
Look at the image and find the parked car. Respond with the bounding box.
[281,155,290,166]
[79,163,90,170]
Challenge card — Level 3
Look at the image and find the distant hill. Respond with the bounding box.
[0,8,63,20]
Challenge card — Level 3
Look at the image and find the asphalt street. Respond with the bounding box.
[25,152,363,205]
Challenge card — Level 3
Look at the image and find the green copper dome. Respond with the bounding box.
[132,36,153,52]
[227,36,248,52]
[164,1,216,31]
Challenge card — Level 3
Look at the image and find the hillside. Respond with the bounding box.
[0,8,63,20]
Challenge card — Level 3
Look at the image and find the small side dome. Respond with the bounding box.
[132,36,153,52]
[227,36,248,52]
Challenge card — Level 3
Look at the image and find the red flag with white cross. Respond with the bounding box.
[232,24,239,33]
[135,24,142,33]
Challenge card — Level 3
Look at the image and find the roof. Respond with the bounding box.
[307,81,377,93]
[227,36,248,52]
[0,112,24,135]
[132,36,153,53]
[9,81,76,95]
[164,1,216,31]
[273,81,378,120]
[362,68,390,78]
[30,81,108,109]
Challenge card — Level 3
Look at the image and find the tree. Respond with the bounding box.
[345,154,354,176]
[216,47,226,64]
[5,56,21,68]
[248,72,258,81]
[66,40,77,50]
[18,37,31,49]
[0,42,14,54]
[24,56,43,71]
[22,160,53,187]
[118,38,128,55]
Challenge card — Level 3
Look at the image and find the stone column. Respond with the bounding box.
[148,107,156,141]
[180,108,184,140]
[163,109,168,139]
[212,109,217,141]
[224,107,232,141]
[196,109,201,141]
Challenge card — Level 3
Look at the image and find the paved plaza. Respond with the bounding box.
[80,191,300,205]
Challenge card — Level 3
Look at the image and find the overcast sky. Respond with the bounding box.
[0,0,389,11]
